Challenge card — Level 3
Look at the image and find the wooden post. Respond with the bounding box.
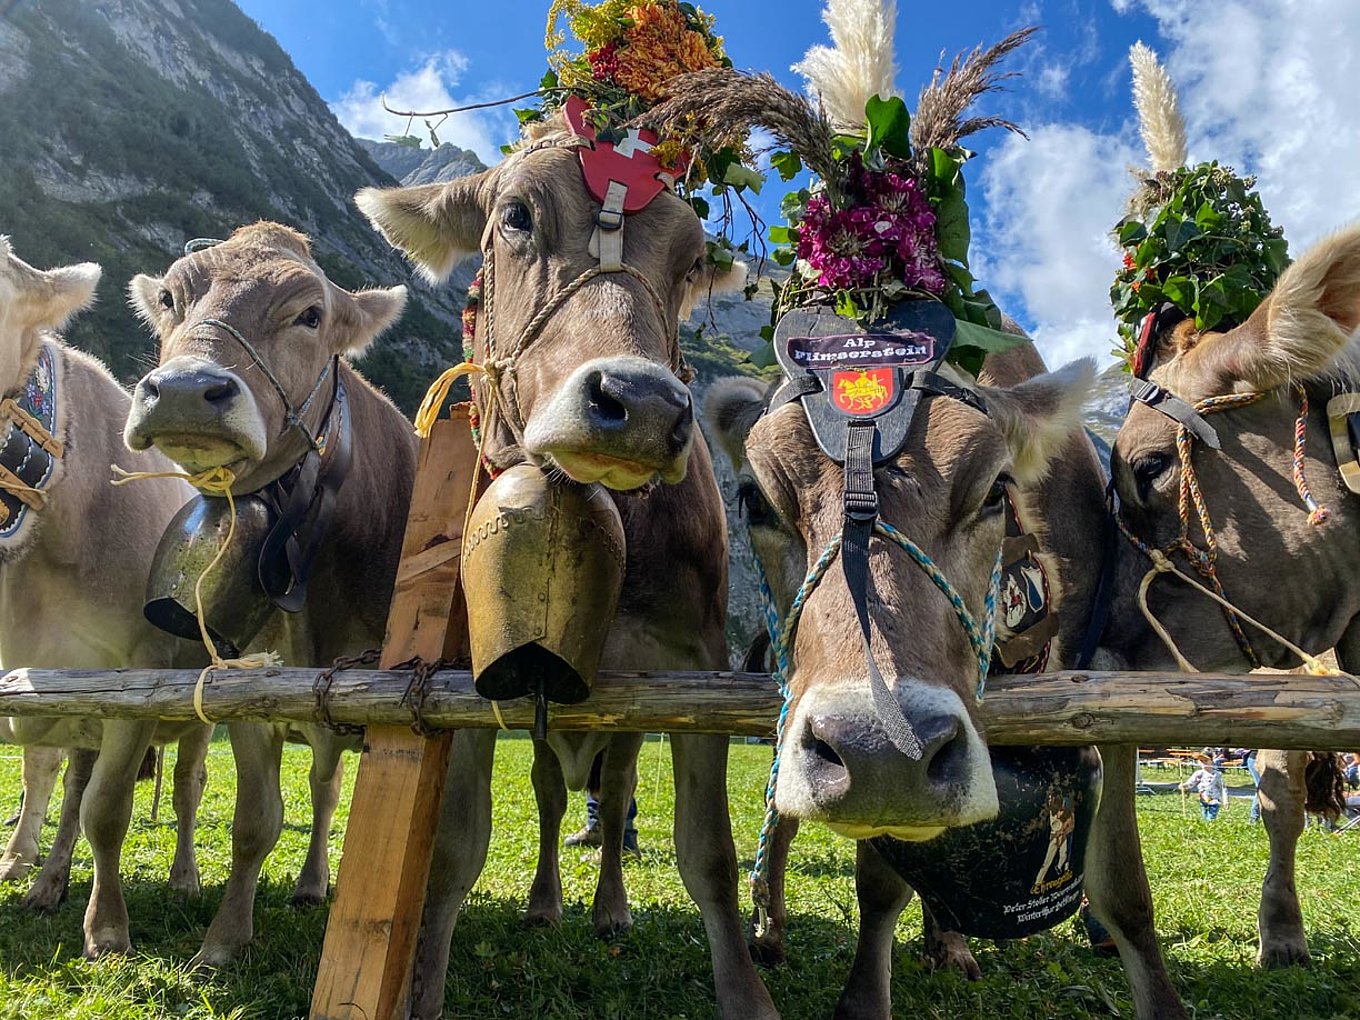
[310,408,480,1020]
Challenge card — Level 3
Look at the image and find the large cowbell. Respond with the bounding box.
[870,745,1102,940]
[773,301,957,463]
[462,464,625,704]
[144,494,288,659]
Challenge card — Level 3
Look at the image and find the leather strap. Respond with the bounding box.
[1130,378,1221,449]
[841,420,922,758]
[590,180,628,272]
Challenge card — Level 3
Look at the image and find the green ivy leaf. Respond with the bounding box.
[722,162,764,194]
[863,95,912,160]
[952,319,1027,357]
[768,225,794,245]
[771,150,803,182]
[935,189,970,265]
[1117,220,1148,246]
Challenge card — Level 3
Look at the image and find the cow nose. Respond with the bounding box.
[136,367,241,412]
[583,365,694,456]
[806,708,969,798]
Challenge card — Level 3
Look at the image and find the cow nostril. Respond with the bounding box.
[925,731,970,787]
[669,399,694,450]
[811,738,844,769]
[140,377,161,401]
[588,374,628,424]
[203,379,239,405]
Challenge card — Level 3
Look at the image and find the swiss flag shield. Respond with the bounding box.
[562,96,688,213]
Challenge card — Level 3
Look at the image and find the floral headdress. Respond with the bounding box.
[638,2,1034,376]
[517,0,760,261]
[1111,43,1290,369]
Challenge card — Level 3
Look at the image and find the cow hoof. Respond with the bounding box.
[83,931,132,959]
[291,890,328,909]
[592,907,633,940]
[0,855,34,882]
[189,946,236,972]
[21,874,68,912]
[748,935,787,968]
[169,867,201,898]
[1258,939,1311,969]
[524,903,563,927]
[926,945,983,981]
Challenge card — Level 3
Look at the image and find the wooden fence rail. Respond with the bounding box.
[2,665,1359,750]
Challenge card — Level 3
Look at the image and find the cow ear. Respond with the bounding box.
[679,256,748,322]
[333,285,408,356]
[128,274,165,327]
[21,261,102,330]
[703,376,767,470]
[1208,222,1360,390]
[980,358,1095,485]
[356,174,490,284]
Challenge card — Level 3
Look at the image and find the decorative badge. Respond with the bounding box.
[563,96,688,213]
[785,331,935,370]
[830,367,896,417]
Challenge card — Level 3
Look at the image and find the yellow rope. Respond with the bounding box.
[414,361,487,438]
[489,699,510,731]
[111,464,282,724]
[1137,548,1338,676]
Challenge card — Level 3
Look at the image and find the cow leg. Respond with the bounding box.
[749,814,798,967]
[834,840,913,1020]
[409,728,496,1020]
[0,746,62,882]
[1256,748,1310,967]
[81,720,157,957]
[193,722,285,969]
[294,734,345,906]
[592,731,644,938]
[921,902,980,979]
[1084,744,1187,1019]
[526,738,566,925]
[670,732,777,1020]
[24,748,95,911]
[169,725,212,897]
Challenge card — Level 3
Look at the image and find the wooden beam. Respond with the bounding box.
[309,410,480,1020]
[3,666,1360,751]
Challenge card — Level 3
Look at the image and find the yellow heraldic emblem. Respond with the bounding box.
[831,367,894,415]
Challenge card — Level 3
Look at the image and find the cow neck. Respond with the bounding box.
[0,342,64,547]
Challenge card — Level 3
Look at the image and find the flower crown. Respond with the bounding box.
[1110,44,1290,367]
[517,0,759,263]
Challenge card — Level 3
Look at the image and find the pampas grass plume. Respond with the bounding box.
[1130,41,1187,173]
[793,0,900,132]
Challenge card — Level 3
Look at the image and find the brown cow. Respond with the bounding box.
[0,237,210,957]
[357,110,776,1019]
[1105,223,1360,969]
[709,340,1187,1019]
[123,222,415,966]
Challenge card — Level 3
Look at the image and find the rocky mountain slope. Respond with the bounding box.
[358,139,487,187]
[0,0,463,412]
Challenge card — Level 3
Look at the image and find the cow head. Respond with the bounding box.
[1108,223,1360,670]
[0,236,100,393]
[709,358,1092,838]
[356,114,745,491]
[124,223,407,492]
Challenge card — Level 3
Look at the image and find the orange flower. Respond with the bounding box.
[613,2,720,101]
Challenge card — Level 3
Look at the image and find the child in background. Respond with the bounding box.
[1180,750,1228,821]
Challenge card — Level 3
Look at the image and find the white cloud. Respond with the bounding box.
[329,51,518,166]
[976,0,1360,368]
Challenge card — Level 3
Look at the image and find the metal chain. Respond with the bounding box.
[312,648,380,736]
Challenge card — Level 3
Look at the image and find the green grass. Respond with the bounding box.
[0,739,1355,1019]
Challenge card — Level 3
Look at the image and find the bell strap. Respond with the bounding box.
[1130,378,1221,449]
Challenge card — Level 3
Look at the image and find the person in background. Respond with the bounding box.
[1233,748,1262,823]
[1344,751,1359,791]
[564,751,640,856]
[1180,750,1228,821]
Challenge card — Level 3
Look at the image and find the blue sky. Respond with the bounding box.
[237,0,1360,366]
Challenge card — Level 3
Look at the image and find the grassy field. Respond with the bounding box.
[0,738,1355,1019]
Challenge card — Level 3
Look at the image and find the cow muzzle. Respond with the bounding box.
[775,679,998,838]
[523,356,694,490]
[125,356,267,472]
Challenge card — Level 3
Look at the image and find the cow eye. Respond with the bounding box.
[501,202,533,233]
[982,474,1011,515]
[294,306,322,329]
[1132,451,1172,501]
[738,478,778,529]
[158,289,174,310]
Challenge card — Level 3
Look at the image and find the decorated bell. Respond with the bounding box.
[869,745,1102,940]
[143,494,287,658]
[462,463,625,705]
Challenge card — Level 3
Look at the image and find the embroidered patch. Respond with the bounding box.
[0,346,60,542]
[830,367,897,417]
[785,331,935,370]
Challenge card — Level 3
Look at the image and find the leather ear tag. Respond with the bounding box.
[773,302,956,464]
[563,96,687,213]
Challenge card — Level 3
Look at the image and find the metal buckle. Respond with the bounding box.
[596,207,624,231]
[1327,392,1360,495]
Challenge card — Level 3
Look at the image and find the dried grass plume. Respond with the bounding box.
[792,0,900,133]
[1129,41,1187,174]
[910,27,1035,155]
